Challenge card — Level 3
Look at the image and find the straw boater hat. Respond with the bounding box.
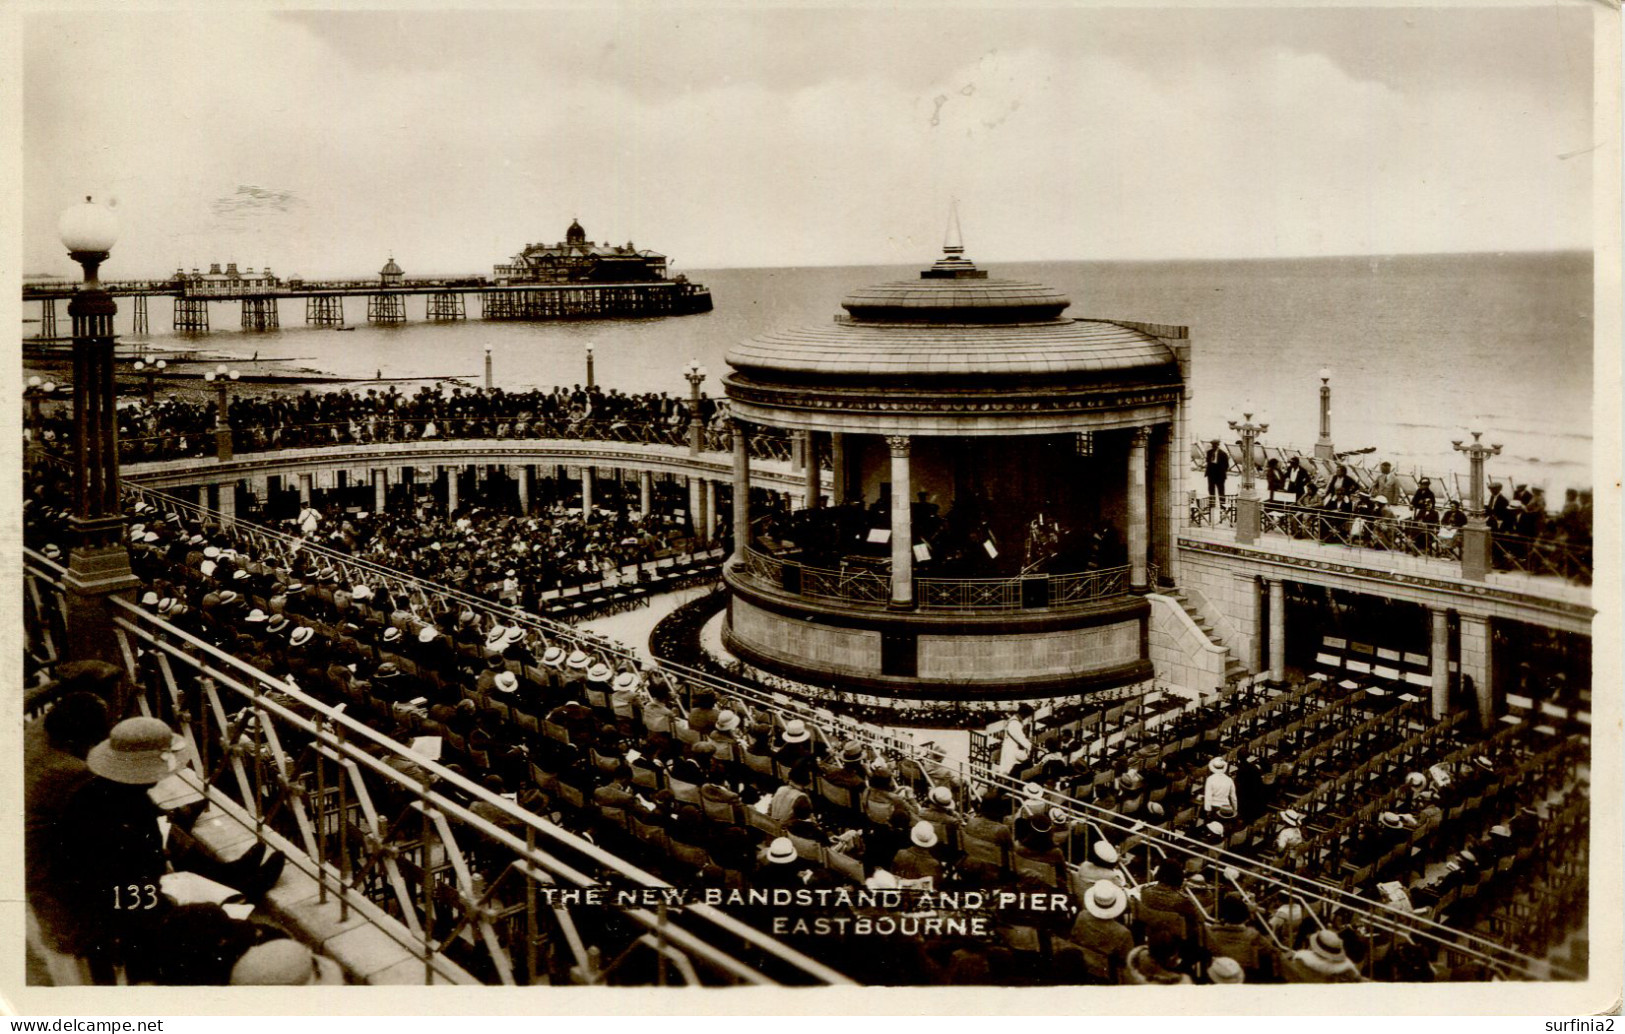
[1023,782,1044,800]
[504,626,526,646]
[766,838,797,865]
[1308,929,1347,963]
[217,591,239,605]
[1209,757,1229,773]
[1280,809,1304,827]
[840,741,865,763]
[587,663,613,682]
[1083,879,1128,921]
[141,591,160,606]
[486,626,507,648]
[375,662,399,679]
[1091,841,1119,866]
[1146,801,1165,818]
[567,650,590,671]
[1206,821,1225,836]
[352,584,373,601]
[1473,755,1494,772]
[246,608,268,624]
[382,627,402,643]
[290,627,315,648]
[929,785,954,808]
[188,534,205,546]
[1406,772,1427,789]
[266,614,290,634]
[781,719,810,744]
[204,546,221,559]
[229,940,344,986]
[1217,804,1238,820]
[543,646,565,666]
[613,671,639,691]
[417,626,439,644]
[1208,956,1245,984]
[87,717,186,786]
[910,822,939,850]
[1378,812,1403,829]
[716,710,740,733]
[285,581,305,595]
[494,671,519,694]
[1119,769,1144,791]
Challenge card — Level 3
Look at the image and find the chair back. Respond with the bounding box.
[668,776,702,806]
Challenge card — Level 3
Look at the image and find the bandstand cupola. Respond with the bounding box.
[720,222,1193,713]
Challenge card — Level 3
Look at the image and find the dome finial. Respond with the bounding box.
[943,199,964,256]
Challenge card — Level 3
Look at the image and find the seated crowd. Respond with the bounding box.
[24,484,1587,985]
[28,381,770,464]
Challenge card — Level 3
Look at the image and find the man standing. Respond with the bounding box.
[1371,462,1403,513]
[1203,757,1238,816]
[1204,440,1230,511]
[996,703,1034,777]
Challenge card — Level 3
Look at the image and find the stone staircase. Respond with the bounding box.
[1162,586,1250,684]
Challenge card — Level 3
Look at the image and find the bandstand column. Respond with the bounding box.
[298,472,314,507]
[517,464,532,515]
[1430,607,1451,721]
[698,479,713,544]
[829,432,849,505]
[732,422,751,563]
[372,469,388,514]
[803,431,822,508]
[1128,426,1151,590]
[444,467,459,513]
[1268,577,1286,682]
[1459,614,1493,728]
[581,465,595,516]
[640,469,654,516]
[217,481,236,523]
[887,435,913,607]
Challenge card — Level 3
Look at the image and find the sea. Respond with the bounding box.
[25,250,1595,493]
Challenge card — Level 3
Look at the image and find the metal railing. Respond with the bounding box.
[23,552,853,987]
[737,547,1139,613]
[1185,496,1593,584]
[34,417,792,466]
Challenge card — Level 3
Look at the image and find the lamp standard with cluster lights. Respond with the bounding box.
[684,358,708,456]
[205,363,240,460]
[57,196,139,666]
[1314,368,1335,462]
[1452,430,1502,580]
[134,358,166,406]
[1228,404,1270,544]
[585,342,596,390]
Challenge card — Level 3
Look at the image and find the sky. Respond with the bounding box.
[21,5,1598,279]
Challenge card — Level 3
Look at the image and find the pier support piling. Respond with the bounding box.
[306,296,345,325]
[427,292,466,321]
[132,295,149,335]
[240,297,280,331]
[173,297,210,333]
[367,294,406,323]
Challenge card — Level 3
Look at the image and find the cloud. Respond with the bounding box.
[210,185,304,219]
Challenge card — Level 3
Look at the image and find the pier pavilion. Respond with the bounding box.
[719,243,1190,703]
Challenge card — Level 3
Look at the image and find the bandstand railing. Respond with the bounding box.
[736,546,1139,613]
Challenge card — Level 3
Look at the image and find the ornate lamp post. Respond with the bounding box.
[58,196,139,666]
[483,344,493,391]
[1228,404,1270,544]
[133,358,166,406]
[25,375,58,432]
[684,358,708,455]
[1452,430,1502,580]
[585,342,596,390]
[1314,367,1334,462]
[205,363,239,461]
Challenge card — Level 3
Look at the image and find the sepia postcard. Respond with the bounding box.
[2,0,1619,1020]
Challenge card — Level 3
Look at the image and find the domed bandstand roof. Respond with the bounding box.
[724,243,1186,436]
